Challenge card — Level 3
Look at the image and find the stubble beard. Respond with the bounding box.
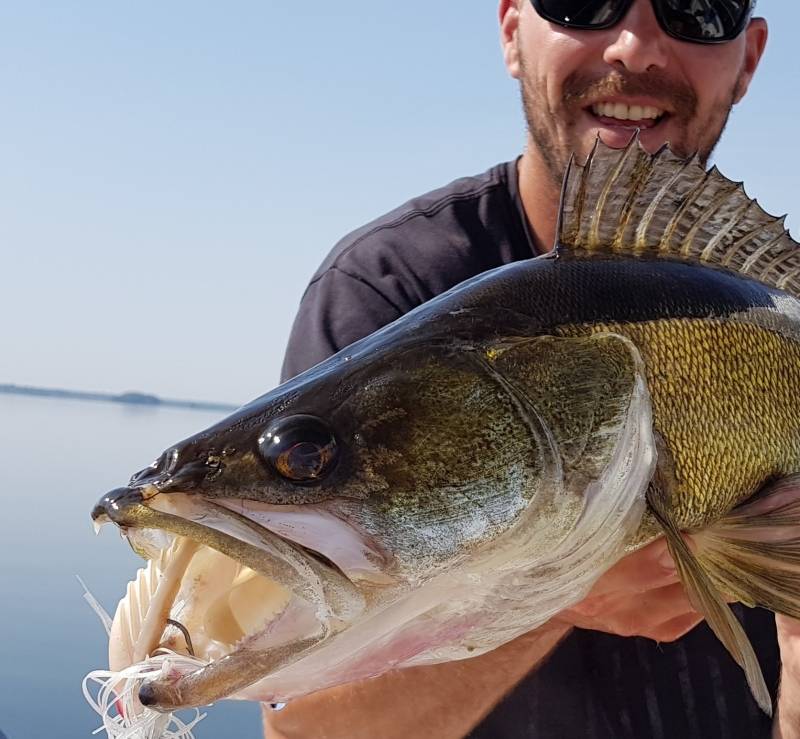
[517,52,744,188]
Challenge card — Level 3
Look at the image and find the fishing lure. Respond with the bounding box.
[81,547,210,738]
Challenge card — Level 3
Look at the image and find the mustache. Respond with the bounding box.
[562,70,697,118]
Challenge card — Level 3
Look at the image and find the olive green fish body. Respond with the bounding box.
[91,139,800,714]
[584,314,800,532]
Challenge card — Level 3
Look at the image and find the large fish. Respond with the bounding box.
[91,138,800,718]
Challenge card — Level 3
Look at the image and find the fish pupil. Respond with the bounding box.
[259,414,339,483]
[279,441,326,479]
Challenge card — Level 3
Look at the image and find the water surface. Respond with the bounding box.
[0,394,262,738]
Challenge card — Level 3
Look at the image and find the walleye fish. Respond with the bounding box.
[91,137,800,721]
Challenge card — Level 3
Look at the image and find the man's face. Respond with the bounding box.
[501,0,768,185]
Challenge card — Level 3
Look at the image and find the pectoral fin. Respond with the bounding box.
[695,474,800,621]
[647,486,773,716]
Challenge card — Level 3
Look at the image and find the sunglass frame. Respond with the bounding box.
[529,0,756,44]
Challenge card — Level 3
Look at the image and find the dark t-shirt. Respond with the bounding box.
[280,161,779,738]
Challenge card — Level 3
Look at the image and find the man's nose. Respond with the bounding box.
[601,0,670,74]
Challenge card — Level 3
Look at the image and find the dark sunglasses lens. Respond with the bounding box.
[658,0,750,41]
[536,0,626,27]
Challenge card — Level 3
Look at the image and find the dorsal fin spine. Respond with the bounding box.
[720,219,777,268]
[700,197,753,262]
[555,154,578,250]
[660,169,712,256]
[679,181,742,259]
[758,244,797,283]
[740,230,788,274]
[558,135,800,299]
[777,267,800,291]
[616,149,654,255]
[580,139,602,245]
[635,157,692,253]
[590,137,639,251]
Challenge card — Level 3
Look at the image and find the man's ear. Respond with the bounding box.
[734,17,768,103]
[499,0,521,79]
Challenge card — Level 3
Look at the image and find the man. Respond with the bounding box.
[268,1,800,736]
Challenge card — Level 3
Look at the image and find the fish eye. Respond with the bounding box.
[258,415,338,484]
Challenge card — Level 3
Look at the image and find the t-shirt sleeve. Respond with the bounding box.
[280,267,403,382]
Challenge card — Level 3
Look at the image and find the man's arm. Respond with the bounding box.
[263,620,571,739]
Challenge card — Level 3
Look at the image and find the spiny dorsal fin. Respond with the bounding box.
[558,135,800,298]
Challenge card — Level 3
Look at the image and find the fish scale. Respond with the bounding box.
[556,316,800,530]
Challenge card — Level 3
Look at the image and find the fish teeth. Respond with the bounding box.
[591,102,664,121]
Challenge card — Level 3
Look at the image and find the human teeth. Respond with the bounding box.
[591,102,664,121]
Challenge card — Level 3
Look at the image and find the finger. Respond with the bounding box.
[776,615,800,684]
[561,582,697,637]
[776,614,800,640]
[613,584,696,637]
[582,538,680,599]
[649,611,704,642]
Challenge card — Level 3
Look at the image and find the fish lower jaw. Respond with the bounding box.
[108,536,325,708]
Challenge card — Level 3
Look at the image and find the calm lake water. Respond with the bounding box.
[0,394,262,738]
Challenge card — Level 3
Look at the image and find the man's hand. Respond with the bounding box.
[263,537,700,738]
[554,536,704,641]
[774,615,800,738]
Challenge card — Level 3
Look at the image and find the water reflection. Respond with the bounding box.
[0,394,261,737]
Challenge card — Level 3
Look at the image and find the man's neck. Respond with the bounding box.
[517,142,563,255]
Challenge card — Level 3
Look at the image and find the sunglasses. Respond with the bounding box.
[530,0,756,44]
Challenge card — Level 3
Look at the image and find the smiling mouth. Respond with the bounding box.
[586,101,668,130]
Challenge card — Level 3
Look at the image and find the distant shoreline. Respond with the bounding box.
[0,383,238,413]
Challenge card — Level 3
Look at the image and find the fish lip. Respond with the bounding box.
[91,486,145,524]
[91,484,168,528]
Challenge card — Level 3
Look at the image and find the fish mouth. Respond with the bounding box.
[92,487,388,711]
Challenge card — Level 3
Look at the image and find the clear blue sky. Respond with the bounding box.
[2,2,797,404]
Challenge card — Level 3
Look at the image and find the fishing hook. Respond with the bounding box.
[165,618,195,657]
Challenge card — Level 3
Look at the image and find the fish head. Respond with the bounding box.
[91,322,654,710]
